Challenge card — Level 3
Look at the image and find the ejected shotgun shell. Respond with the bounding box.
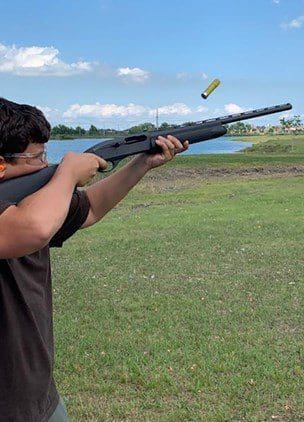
[201,79,221,99]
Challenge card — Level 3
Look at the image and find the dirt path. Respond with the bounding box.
[146,164,304,182]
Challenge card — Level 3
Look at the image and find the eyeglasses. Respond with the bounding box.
[3,151,47,163]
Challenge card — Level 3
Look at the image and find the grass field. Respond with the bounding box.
[236,134,304,150]
[51,136,304,421]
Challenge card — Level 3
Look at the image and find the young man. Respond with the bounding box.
[0,98,188,421]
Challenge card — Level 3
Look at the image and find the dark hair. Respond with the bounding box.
[0,97,51,155]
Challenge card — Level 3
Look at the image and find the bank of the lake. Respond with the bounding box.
[235,133,304,144]
[238,134,304,154]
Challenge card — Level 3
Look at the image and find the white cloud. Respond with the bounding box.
[0,42,210,88]
[281,15,304,29]
[37,101,296,129]
[176,71,208,81]
[0,43,150,83]
[0,43,95,76]
[63,101,193,121]
[151,103,192,116]
[272,0,280,4]
[116,67,150,83]
[224,103,244,114]
[63,102,148,119]
[176,72,189,80]
[36,105,61,121]
[196,105,208,113]
[281,111,292,119]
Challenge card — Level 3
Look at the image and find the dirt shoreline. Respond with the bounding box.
[146,164,304,181]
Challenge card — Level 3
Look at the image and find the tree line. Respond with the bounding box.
[51,115,303,139]
[218,115,303,135]
[51,122,179,139]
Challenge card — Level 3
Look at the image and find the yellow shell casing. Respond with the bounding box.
[201,79,221,99]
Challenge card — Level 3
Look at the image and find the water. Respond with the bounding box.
[46,137,252,164]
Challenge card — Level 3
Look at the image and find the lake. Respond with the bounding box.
[46,137,252,164]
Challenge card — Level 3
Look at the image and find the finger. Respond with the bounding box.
[167,135,184,152]
[156,138,173,161]
[86,153,108,170]
[157,137,176,159]
[182,140,189,151]
[97,157,108,170]
[158,136,175,155]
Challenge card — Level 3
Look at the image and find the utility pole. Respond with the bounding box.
[156,108,159,130]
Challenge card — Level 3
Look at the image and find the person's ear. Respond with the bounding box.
[0,156,6,179]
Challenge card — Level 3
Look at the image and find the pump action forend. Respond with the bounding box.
[0,103,292,203]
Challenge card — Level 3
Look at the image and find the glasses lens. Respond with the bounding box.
[3,150,47,164]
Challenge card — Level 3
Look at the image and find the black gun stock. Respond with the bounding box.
[0,103,292,203]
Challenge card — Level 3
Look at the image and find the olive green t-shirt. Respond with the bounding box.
[0,191,90,422]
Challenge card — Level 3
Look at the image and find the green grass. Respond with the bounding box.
[241,135,304,155]
[172,152,304,168]
[51,150,304,421]
[233,135,304,154]
[233,134,290,144]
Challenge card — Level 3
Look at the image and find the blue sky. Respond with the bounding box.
[0,0,303,128]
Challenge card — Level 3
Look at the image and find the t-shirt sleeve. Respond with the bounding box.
[0,200,13,216]
[49,190,90,248]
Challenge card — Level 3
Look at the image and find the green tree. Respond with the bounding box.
[291,115,302,134]
[280,117,289,133]
[75,126,86,136]
[267,127,275,134]
[52,124,73,135]
[227,122,248,135]
[88,125,99,135]
[128,122,156,134]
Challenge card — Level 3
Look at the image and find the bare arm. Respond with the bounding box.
[83,156,149,228]
[82,136,188,228]
[0,152,106,259]
[0,166,78,258]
